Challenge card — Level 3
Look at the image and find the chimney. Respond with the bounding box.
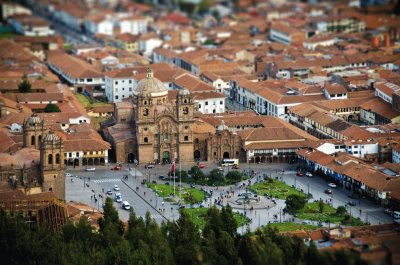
[384,34,390,48]
[371,36,380,48]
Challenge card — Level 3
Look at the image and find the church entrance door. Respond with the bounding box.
[163,151,170,163]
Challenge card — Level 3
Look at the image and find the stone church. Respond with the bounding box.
[104,68,243,164]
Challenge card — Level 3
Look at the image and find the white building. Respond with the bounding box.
[104,68,137,103]
[375,82,400,104]
[200,72,231,94]
[138,34,163,57]
[84,14,114,36]
[193,92,225,114]
[323,84,348,100]
[119,16,148,35]
[1,2,31,19]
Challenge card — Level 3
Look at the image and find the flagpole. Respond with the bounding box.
[173,159,176,198]
[179,161,182,199]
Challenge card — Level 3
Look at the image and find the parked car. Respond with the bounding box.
[305,172,312,177]
[106,189,113,195]
[328,183,337,188]
[111,166,122,170]
[65,173,72,177]
[152,180,157,184]
[115,193,122,203]
[85,167,96,171]
[384,208,393,216]
[113,185,120,191]
[122,201,131,210]
[296,171,304,177]
[324,189,332,194]
[198,163,205,169]
[145,164,155,169]
[158,175,165,180]
[348,201,357,206]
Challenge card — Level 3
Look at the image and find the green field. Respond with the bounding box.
[147,183,206,204]
[250,179,306,199]
[75,93,111,108]
[182,208,249,230]
[266,222,319,232]
[297,202,364,226]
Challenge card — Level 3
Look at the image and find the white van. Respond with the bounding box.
[393,211,400,219]
[122,201,130,210]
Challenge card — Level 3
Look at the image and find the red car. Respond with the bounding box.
[296,171,304,177]
[198,163,205,169]
[111,166,122,170]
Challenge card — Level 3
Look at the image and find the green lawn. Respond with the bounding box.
[147,183,206,204]
[75,93,111,108]
[266,223,319,232]
[250,179,306,199]
[297,202,364,226]
[91,117,108,129]
[182,208,249,230]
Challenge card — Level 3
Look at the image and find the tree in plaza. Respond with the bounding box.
[98,197,125,246]
[285,194,307,213]
[336,206,346,216]
[18,76,32,93]
[190,165,205,182]
[44,103,61,113]
[318,199,325,214]
[225,171,242,183]
[208,169,224,183]
[220,204,238,238]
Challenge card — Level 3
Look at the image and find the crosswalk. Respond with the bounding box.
[93,178,121,183]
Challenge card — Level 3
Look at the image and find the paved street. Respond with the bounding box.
[65,162,394,232]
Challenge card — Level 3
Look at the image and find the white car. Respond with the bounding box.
[113,185,120,191]
[65,173,72,177]
[122,201,131,210]
[115,193,122,203]
[85,167,96,171]
[305,172,312,177]
[328,183,337,188]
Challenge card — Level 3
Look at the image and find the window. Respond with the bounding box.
[205,101,208,106]
[184,136,189,141]
[144,127,148,131]
[84,152,87,155]
[115,95,119,100]
[115,81,118,85]
[184,126,189,130]
[129,88,132,92]
[163,132,168,141]
[220,101,223,104]
[129,80,132,84]
[183,107,189,114]
[195,138,199,144]
[198,104,201,108]
[87,78,93,82]
[144,137,148,143]
[69,153,72,158]
[48,154,53,164]
[143,108,148,116]
[31,135,35,145]
[56,154,60,164]
[122,88,125,91]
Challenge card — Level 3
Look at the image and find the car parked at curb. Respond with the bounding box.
[328,183,337,188]
[85,167,96,171]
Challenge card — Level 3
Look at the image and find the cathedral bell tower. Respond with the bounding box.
[40,130,65,199]
[23,113,46,149]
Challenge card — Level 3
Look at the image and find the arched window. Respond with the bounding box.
[31,135,35,145]
[184,99,188,104]
[144,101,147,105]
[144,137,148,143]
[183,107,189,114]
[48,154,53,164]
[38,135,42,144]
[143,108,148,116]
[184,136,189,141]
[55,154,60,164]
[163,132,168,141]
[195,138,199,144]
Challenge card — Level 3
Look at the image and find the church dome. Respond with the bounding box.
[216,120,229,132]
[135,68,167,97]
[27,113,42,126]
[44,131,60,142]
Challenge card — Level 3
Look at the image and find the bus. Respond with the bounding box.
[221,159,239,167]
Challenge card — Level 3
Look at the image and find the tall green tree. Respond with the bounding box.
[44,103,61,113]
[285,194,307,213]
[319,199,325,214]
[18,76,32,93]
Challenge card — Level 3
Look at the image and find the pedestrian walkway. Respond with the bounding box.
[93,178,121,183]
